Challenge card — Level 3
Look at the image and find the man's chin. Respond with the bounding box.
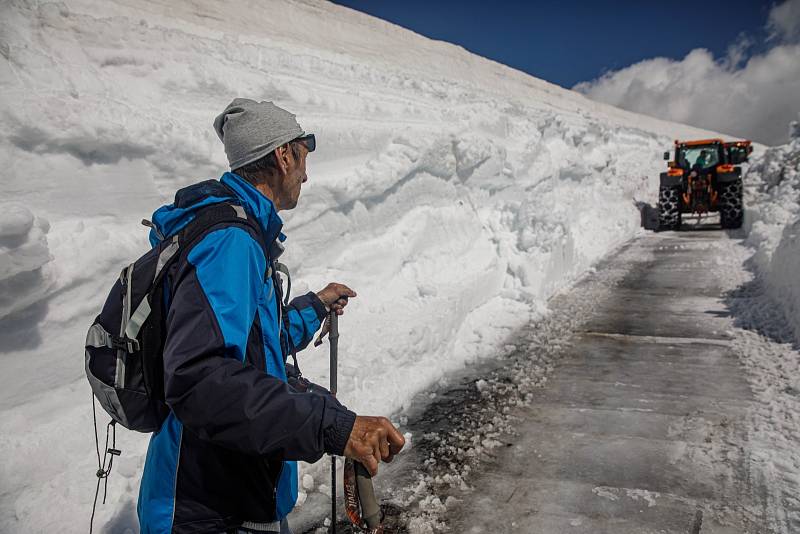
[285,196,299,210]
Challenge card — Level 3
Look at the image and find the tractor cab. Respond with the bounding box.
[664,139,724,171]
[663,139,752,170]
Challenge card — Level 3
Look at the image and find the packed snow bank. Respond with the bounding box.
[0,204,52,320]
[0,0,726,531]
[744,117,800,340]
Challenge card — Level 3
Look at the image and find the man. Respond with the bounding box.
[137,98,405,534]
[695,149,711,169]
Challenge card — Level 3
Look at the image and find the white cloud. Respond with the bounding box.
[574,0,800,146]
[768,0,800,42]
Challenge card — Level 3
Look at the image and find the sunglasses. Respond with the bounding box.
[294,133,316,153]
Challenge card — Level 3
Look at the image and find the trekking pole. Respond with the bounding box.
[329,310,339,534]
[329,307,384,534]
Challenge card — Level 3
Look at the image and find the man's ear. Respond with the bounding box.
[274,144,291,175]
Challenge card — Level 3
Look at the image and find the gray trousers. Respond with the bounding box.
[228,518,292,534]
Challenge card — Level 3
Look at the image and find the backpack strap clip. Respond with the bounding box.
[86,323,140,353]
[110,336,140,353]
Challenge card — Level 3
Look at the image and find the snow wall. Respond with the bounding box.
[0,0,729,531]
[744,117,800,340]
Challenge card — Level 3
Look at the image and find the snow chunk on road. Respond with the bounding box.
[592,486,659,507]
[625,488,660,508]
[592,486,620,501]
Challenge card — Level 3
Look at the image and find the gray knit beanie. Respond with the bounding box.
[213,98,306,170]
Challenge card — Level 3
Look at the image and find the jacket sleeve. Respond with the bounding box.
[285,292,327,352]
[162,226,355,462]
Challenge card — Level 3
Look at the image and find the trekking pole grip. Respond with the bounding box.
[354,462,382,530]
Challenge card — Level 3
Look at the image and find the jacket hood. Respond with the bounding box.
[148,172,285,248]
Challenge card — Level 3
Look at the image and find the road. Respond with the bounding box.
[410,228,796,534]
[301,227,797,534]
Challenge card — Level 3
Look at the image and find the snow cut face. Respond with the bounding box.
[743,119,800,340]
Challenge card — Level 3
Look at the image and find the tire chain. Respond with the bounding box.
[719,180,743,229]
[658,187,681,230]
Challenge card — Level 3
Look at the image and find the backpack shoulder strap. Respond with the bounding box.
[120,203,265,342]
[150,203,268,294]
[188,202,268,256]
[180,203,265,254]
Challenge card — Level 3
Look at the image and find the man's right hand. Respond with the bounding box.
[343,416,405,476]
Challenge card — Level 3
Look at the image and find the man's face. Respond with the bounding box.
[277,141,309,210]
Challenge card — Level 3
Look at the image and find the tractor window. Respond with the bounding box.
[679,147,719,169]
[728,146,749,164]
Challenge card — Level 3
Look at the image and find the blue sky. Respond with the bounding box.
[332,0,774,88]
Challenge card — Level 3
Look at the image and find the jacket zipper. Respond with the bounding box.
[273,460,284,515]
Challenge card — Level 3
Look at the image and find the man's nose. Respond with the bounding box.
[302,174,308,184]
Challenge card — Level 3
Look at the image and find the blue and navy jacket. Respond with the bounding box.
[137,172,356,533]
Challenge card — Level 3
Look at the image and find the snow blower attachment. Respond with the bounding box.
[325,310,384,534]
[658,139,751,230]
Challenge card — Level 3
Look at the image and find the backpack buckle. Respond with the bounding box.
[110,335,140,353]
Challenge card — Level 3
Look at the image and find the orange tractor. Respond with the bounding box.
[658,139,752,230]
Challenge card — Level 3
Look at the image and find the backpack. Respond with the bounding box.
[84,202,267,433]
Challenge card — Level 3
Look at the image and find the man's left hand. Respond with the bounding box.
[316,283,356,316]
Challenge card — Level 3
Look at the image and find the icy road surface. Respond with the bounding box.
[350,226,799,534]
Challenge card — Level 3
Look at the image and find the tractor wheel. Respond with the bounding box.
[719,180,743,229]
[658,186,682,231]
